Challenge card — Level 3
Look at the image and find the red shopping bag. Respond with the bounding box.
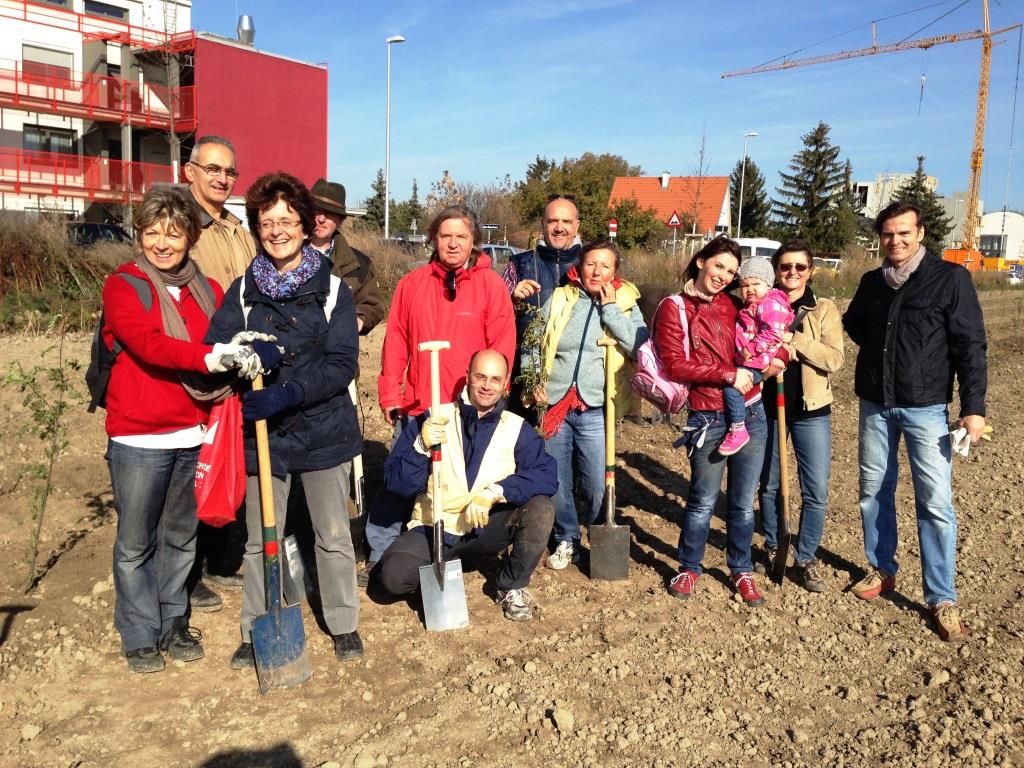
[194,394,246,527]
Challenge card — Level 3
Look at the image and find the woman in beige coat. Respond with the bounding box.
[758,240,845,592]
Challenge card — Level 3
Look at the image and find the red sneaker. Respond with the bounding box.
[732,572,765,607]
[668,569,699,600]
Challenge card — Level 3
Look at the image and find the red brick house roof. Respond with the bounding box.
[609,176,730,233]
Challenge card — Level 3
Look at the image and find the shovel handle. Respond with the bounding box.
[598,338,617,491]
[251,374,280,607]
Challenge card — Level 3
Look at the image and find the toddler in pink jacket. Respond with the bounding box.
[718,257,794,456]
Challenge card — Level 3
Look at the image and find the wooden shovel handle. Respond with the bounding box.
[598,337,617,490]
[252,373,277,531]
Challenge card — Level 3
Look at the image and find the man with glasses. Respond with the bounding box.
[309,178,384,335]
[843,201,987,642]
[182,135,257,611]
[502,195,581,420]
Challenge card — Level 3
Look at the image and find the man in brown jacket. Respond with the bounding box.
[183,135,257,610]
[184,135,256,291]
[309,178,384,335]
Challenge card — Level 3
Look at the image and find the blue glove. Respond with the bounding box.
[253,340,284,372]
[242,382,302,421]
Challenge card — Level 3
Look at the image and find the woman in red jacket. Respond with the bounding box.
[103,187,254,673]
[652,237,769,607]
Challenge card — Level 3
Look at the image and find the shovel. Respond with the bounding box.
[590,337,630,581]
[416,340,469,632]
[770,372,793,586]
[250,373,311,692]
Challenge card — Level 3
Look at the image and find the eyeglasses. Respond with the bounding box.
[778,262,809,273]
[258,219,302,233]
[444,269,457,302]
[190,161,239,179]
[547,194,577,203]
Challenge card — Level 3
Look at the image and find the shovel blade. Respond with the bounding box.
[418,559,469,632]
[252,601,311,693]
[590,522,630,581]
[281,534,309,606]
[771,534,792,586]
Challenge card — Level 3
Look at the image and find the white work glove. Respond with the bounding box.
[204,342,248,374]
[415,416,449,452]
[233,346,262,380]
[229,330,277,346]
[464,486,503,529]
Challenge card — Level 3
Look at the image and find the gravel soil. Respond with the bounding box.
[0,292,1022,768]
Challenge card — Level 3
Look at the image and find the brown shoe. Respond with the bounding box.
[850,569,895,600]
[795,560,827,593]
[930,602,968,642]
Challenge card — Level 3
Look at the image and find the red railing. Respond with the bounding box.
[0,147,174,203]
[0,60,195,130]
[0,61,195,130]
[3,0,196,52]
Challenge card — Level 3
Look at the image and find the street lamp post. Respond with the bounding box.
[384,34,405,241]
[736,131,758,239]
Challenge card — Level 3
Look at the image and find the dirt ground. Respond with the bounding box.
[1,292,1023,768]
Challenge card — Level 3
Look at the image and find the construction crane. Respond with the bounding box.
[722,0,1020,255]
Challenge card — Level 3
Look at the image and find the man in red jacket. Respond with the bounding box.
[366,205,515,572]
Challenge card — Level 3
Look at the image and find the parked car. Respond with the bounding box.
[481,243,517,270]
[68,222,131,247]
[813,257,843,271]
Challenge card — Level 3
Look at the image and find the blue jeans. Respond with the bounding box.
[545,407,605,546]
[858,399,957,606]
[365,413,412,562]
[107,441,199,653]
[760,413,832,564]
[678,403,767,575]
[723,367,763,426]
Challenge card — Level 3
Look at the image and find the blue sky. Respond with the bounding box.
[195,0,1023,214]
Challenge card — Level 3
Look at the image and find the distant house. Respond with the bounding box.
[608,173,730,235]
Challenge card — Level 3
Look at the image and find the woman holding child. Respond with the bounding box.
[653,236,771,606]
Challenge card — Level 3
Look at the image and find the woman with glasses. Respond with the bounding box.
[531,239,648,570]
[654,236,769,607]
[757,241,845,592]
[206,172,364,669]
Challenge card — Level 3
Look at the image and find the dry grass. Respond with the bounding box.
[344,227,423,306]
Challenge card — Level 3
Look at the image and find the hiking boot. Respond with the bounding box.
[931,602,968,642]
[850,569,895,601]
[498,588,534,621]
[333,631,364,662]
[546,540,575,571]
[189,580,223,613]
[230,642,254,670]
[356,561,377,589]
[125,646,165,674]
[754,546,777,575]
[795,560,827,593]
[204,569,244,590]
[717,425,750,456]
[667,569,699,600]
[159,621,204,662]
[732,572,765,607]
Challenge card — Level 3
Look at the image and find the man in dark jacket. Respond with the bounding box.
[310,178,385,335]
[377,349,557,621]
[502,195,581,420]
[842,201,987,642]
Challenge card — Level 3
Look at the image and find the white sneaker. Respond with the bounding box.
[546,540,575,570]
[498,588,534,621]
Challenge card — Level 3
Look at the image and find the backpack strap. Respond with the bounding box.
[239,272,341,330]
[654,294,690,361]
[86,273,155,413]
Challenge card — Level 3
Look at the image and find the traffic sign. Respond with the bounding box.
[666,210,683,228]
[609,217,618,239]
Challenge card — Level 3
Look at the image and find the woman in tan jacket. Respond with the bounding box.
[757,241,845,592]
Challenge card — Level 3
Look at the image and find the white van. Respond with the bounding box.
[734,237,781,261]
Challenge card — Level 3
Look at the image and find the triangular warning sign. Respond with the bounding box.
[666,210,682,227]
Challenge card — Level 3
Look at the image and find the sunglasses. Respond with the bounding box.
[546,194,577,203]
[444,269,457,302]
[778,262,810,273]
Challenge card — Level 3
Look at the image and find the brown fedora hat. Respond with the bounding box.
[310,178,347,216]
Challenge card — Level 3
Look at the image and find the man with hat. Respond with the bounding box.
[310,178,384,335]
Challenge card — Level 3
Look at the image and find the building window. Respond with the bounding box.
[979,234,1006,259]
[24,125,77,155]
[22,44,73,82]
[26,0,71,8]
[84,1,128,21]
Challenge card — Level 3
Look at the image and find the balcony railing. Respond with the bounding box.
[0,60,196,130]
[0,147,175,203]
[2,0,196,52]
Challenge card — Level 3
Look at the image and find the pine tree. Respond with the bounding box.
[361,169,386,231]
[828,160,863,252]
[772,122,849,251]
[729,157,770,237]
[893,156,951,255]
[408,179,424,232]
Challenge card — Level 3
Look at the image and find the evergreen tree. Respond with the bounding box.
[729,157,770,237]
[828,160,863,252]
[407,179,424,232]
[893,156,951,255]
[361,169,386,231]
[772,122,850,251]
